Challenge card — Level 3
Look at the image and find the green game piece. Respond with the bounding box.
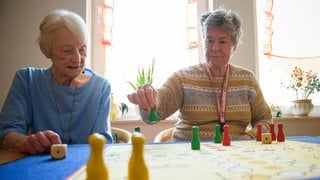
[134,126,141,133]
[149,106,158,124]
[214,124,222,143]
[191,126,200,150]
[112,132,118,143]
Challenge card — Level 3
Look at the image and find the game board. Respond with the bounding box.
[68,140,320,180]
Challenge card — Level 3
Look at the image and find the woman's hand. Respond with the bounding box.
[127,84,159,112]
[2,130,61,154]
[22,130,61,154]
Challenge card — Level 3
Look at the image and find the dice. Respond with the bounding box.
[261,133,272,144]
[50,144,67,159]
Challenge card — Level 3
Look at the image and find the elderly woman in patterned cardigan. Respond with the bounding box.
[127,7,271,141]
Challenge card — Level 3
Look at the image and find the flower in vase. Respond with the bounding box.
[282,67,320,100]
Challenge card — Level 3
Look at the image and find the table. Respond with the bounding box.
[1,136,320,180]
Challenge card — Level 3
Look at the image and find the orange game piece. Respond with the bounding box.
[256,123,262,141]
[277,123,285,142]
[269,123,276,141]
[222,125,231,146]
[87,133,108,180]
[128,132,149,180]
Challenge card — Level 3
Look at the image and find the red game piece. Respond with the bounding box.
[222,125,230,146]
[277,123,285,142]
[269,123,276,141]
[256,123,262,141]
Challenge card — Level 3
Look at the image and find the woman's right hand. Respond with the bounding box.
[2,130,61,154]
[127,84,159,112]
[22,130,61,154]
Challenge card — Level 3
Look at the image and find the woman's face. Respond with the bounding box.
[50,27,87,79]
[204,28,235,68]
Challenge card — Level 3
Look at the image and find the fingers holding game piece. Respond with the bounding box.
[127,84,159,112]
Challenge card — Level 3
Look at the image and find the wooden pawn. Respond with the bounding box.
[277,123,285,142]
[222,125,231,146]
[256,123,262,141]
[270,123,276,141]
[128,132,149,180]
[87,133,108,180]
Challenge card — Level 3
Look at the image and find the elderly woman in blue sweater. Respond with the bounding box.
[0,9,113,154]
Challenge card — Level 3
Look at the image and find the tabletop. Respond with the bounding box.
[1,136,320,180]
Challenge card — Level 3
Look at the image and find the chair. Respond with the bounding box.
[111,127,132,143]
[154,127,174,143]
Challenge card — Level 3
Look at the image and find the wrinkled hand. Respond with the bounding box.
[21,130,61,154]
[127,84,159,112]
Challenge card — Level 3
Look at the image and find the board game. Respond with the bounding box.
[68,140,320,180]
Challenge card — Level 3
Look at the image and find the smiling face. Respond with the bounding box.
[49,27,87,84]
[204,28,235,70]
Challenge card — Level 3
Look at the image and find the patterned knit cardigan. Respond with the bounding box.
[141,63,271,141]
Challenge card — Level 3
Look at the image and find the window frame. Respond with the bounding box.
[256,0,320,116]
[87,0,210,120]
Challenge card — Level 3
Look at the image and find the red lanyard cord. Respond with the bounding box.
[200,63,230,132]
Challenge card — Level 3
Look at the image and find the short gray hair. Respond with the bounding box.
[200,7,242,48]
[37,9,88,56]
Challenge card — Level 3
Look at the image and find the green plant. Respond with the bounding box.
[282,67,320,100]
[127,57,155,90]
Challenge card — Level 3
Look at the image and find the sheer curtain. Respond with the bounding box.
[257,0,320,110]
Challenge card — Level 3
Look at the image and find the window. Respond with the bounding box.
[256,0,320,114]
[98,0,208,119]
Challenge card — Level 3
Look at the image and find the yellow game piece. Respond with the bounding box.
[87,133,108,180]
[128,132,149,180]
[261,133,272,144]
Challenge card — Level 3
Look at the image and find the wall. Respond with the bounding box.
[211,0,258,76]
[0,0,86,110]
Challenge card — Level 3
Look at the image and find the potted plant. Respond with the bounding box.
[127,57,155,90]
[282,67,320,116]
[127,58,157,120]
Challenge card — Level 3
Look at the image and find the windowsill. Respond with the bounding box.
[273,115,320,120]
[272,116,320,136]
[272,105,320,118]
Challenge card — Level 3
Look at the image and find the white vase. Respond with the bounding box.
[290,99,314,116]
